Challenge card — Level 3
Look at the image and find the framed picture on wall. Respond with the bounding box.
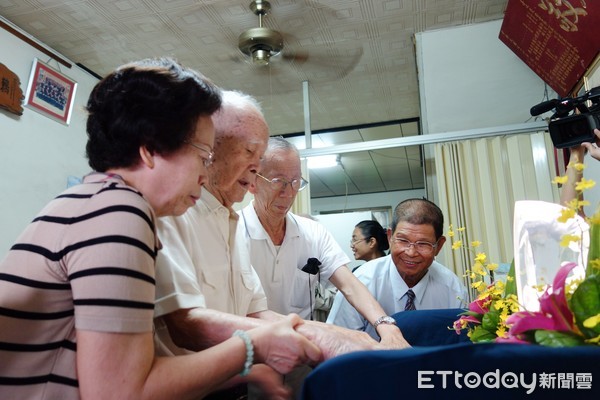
[24,58,77,125]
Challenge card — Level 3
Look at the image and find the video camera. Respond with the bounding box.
[530,86,600,149]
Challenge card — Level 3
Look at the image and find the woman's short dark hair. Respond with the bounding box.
[85,57,222,171]
[356,220,389,252]
[391,198,444,239]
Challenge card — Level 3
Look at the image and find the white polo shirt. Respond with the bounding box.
[153,191,268,355]
[327,254,467,339]
[239,203,350,320]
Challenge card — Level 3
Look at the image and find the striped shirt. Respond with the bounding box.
[0,173,158,399]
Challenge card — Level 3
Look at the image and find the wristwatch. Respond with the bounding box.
[373,315,397,329]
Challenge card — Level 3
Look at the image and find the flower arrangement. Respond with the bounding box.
[452,158,600,347]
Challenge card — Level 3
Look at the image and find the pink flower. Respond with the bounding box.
[468,296,490,314]
[453,315,480,334]
[503,262,577,339]
[495,335,530,344]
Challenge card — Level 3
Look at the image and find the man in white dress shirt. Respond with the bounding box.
[327,198,467,339]
[239,137,410,398]
[239,137,407,348]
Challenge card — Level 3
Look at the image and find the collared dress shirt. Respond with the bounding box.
[153,191,267,355]
[238,203,350,320]
[327,254,467,339]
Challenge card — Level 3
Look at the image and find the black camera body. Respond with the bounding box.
[531,86,600,149]
[549,113,600,149]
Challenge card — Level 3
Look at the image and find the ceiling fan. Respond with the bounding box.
[238,0,286,66]
[235,0,362,72]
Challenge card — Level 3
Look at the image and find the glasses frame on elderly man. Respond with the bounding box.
[392,237,438,255]
[256,173,309,192]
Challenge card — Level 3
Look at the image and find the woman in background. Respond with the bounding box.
[350,220,390,263]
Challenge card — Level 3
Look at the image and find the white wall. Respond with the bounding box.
[416,19,557,135]
[0,20,98,255]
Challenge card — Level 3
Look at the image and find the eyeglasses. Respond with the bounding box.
[256,173,309,192]
[350,237,369,246]
[186,141,214,167]
[392,237,438,255]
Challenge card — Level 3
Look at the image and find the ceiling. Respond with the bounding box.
[0,0,508,198]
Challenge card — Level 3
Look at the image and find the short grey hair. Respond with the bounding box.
[261,136,300,168]
[391,198,444,239]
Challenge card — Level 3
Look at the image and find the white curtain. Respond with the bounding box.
[434,131,559,301]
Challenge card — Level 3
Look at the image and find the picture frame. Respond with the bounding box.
[24,58,77,125]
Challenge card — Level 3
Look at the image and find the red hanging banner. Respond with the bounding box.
[499,0,600,97]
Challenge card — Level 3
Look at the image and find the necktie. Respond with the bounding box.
[404,289,416,311]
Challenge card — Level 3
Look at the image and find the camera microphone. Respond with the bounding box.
[530,99,559,116]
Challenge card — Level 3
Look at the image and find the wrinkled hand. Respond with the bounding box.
[246,364,291,400]
[295,321,384,360]
[248,314,322,374]
[376,324,411,350]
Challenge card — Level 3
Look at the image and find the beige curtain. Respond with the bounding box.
[434,131,559,301]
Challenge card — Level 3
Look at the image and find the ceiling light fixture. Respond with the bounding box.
[307,154,339,169]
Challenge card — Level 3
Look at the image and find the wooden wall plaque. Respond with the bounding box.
[0,63,24,116]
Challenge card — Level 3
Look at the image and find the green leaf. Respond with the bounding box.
[534,330,585,347]
[504,259,517,297]
[460,310,482,319]
[587,222,600,277]
[481,310,500,331]
[570,274,600,338]
[469,326,497,343]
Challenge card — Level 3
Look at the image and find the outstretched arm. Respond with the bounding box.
[329,265,411,349]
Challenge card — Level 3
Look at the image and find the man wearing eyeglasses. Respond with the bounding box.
[327,198,467,340]
[238,137,410,397]
[239,137,409,346]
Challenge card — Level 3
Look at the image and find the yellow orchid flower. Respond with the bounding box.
[585,335,600,344]
[558,208,576,223]
[552,175,568,185]
[583,314,600,329]
[474,253,487,264]
[472,263,486,276]
[575,177,596,191]
[559,234,581,247]
[571,162,586,172]
[452,240,462,250]
[496,325,507,338]
[470,240,481,248]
